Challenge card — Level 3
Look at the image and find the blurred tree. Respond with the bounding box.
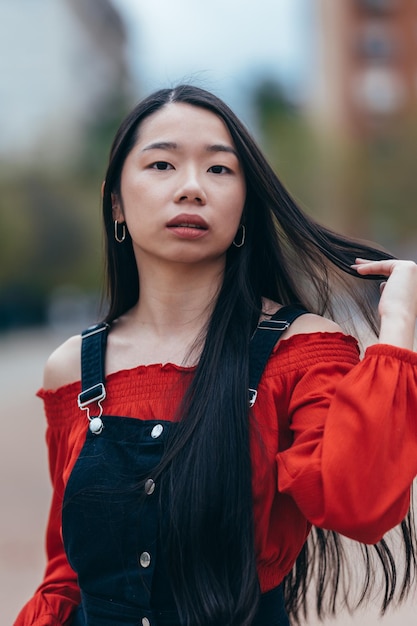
[0,169,102,329]
[252,78,417,257]
[0,91,135,331]
[251,78,327,223]
[365,120,417,247]
[76,94,129,179]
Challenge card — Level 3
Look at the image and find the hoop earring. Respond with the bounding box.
[233,224,245,248]
[114,220,126,243]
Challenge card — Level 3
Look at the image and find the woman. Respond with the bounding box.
[15,85,417,626]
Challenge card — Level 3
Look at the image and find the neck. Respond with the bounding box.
[129,259,225,338]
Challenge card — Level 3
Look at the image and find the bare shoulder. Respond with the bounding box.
[43,334,82,391]
[283,313,344,340]
[262,299,344,341]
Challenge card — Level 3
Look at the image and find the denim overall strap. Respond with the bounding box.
[77,322,109,433]
[248,305,308,407]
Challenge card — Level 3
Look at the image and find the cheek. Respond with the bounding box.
[121,184,160,225]
[231,178,246,216]
[225,189,245,226]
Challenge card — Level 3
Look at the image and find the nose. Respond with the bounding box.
[174,167,207,205]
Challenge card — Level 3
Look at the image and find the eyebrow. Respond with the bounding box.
[142,141,177,152]
[142,141,238,158]
[206,144,238,158]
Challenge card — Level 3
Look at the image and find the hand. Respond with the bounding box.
[351,258,417,349]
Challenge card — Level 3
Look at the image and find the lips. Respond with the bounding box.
[166,213,209,240]
[166,214,208,230]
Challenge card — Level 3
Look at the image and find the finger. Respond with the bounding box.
[351,258,382,269]
[380,281,387,294]
[351,259,396,275]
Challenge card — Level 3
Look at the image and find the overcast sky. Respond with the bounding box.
[112,0,315,120]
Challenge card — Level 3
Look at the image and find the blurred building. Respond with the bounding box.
[0,0,130,166]
[310,0,417,138]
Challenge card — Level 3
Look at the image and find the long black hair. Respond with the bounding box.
[101,85,416,625]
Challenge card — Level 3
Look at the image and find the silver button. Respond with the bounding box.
[151,424,163,438]
[142,618,150,626]
[89,417,103,435]
[139,551,151,568]
[144,479,155,495]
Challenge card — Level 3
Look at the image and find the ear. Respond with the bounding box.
[111,193,124,222]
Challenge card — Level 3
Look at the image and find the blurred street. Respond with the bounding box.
[1,327,416,625]
[0,327,64,624]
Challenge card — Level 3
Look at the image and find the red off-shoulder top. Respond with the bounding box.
[14,332,417,626]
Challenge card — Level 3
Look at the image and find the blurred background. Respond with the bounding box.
[1,0,416,623]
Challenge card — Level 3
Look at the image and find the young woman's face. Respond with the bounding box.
[113,102,246,269]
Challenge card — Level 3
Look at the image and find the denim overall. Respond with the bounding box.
[63,306,306,625]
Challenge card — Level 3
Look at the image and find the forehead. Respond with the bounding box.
[136,102,235,147]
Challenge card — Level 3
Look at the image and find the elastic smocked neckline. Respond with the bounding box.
[38,331,357,401]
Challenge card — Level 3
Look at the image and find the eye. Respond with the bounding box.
[151,161,173,170]
[208,165,231,174]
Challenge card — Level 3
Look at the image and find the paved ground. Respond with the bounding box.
[1,327,416,625]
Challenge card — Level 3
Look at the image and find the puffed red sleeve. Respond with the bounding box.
[276,338,417,544]
[14,396,81,626]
